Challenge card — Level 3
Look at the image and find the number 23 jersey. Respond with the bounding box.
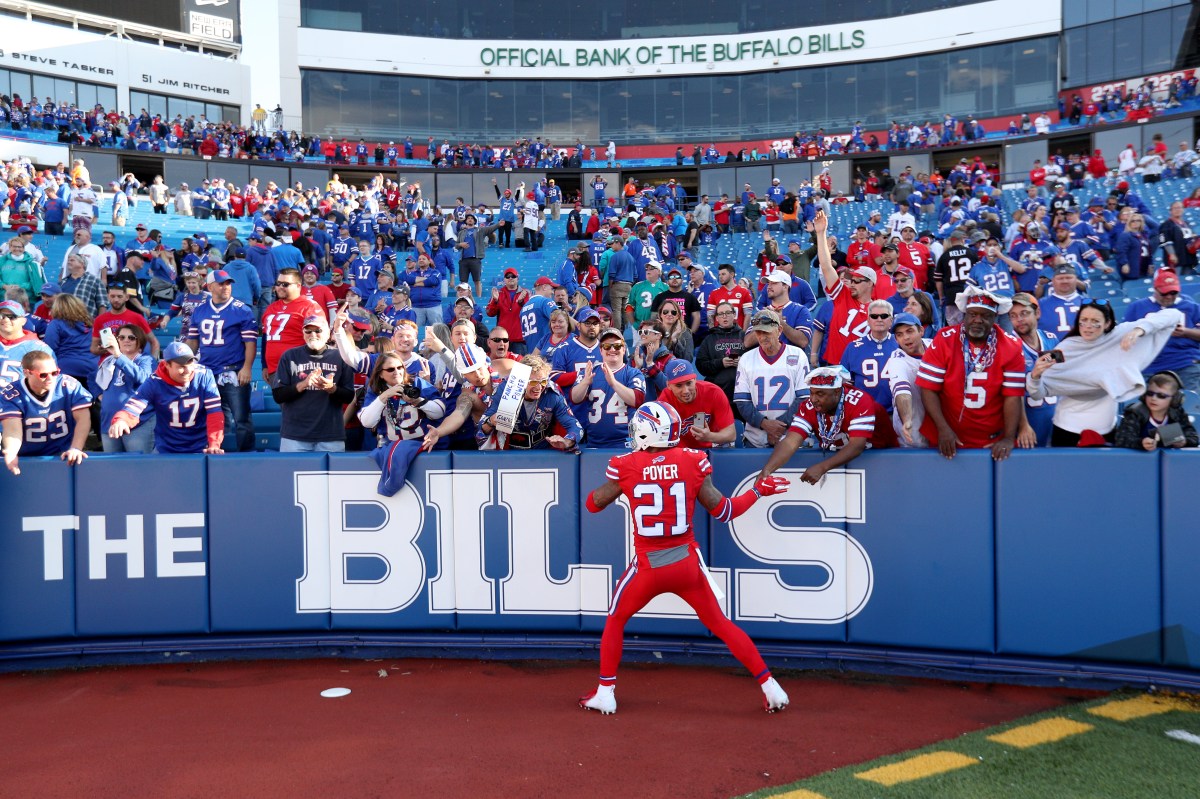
[607,447,711,556]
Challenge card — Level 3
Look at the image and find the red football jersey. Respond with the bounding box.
[896,242,931,290]
[821,279,869,366]
[914,325,1026,448]
[607,446,711,555]
[262,296,324,373]
[789,386,896,450]
[847,240,879,270]
[707,284,754,328]
[302,283,338,315]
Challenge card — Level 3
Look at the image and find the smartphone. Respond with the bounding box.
[99,327,116,350]
[1047,350,1065,363]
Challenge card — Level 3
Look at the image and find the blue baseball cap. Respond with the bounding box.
[208,270,235,284]
[162,341,196,363]
[0,300,26,317]
[576,307,601,323]
[892,312,923,331]
[664,359,697,384]
[40,283,61,297]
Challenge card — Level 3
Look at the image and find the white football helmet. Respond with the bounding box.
[627,401,682,451]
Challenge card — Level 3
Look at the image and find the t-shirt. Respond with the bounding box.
[1038,292,1083,338]
[274,345,356,442]
[656,379,735,449]
[915,325,1026,448]
[896,242,932,289]
[519,294,557,353]
[606,446,709,553]
[789,385,896,450]
[0,375,92,456]
[93,309,153,344]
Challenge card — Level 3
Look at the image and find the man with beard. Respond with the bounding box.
[881,312,931,447]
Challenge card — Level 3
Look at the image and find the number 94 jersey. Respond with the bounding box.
[606,447,711,556]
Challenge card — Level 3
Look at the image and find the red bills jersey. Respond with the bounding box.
[914,325,1026,448]
[821,279,869,366]
[847,240,879,270]
[261,296,323,373]
[789,386,896,450]
[301,283,338,316]
[606,447,710,555]
[896,242,931,289]
[707,284,754,328]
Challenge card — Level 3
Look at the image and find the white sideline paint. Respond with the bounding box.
[1165,729,1200,746]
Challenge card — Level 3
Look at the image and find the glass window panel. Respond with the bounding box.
[569,80,599,143]
[887,58,919,126]
[598,79,626,143]
[98,86,117,112]
[1141,9,1172,74]
[32,73,55,104]
[795,68,824,133]
[400,76,430,131]
[1064,28,1088,87]
[1143,0,1169,10]
[77,83,97,110]
[1086,0,1115,22]
[1114,0,1143,17]
[625,78,655,141]
[485,83,514,136]
[710,76,738,139]
[1064,0,1088,28]
[766,71,798,135]
[512,80,540,135]
[855,61,885,127]
[1086,22,1116,84]
[53,79,76,107]
[8,71,30,105]
[1112,17,1142,79]
[429,78,460,135]
[739,74,769,138]
[655,79,684,139]
[0,70,9,101]
[458,81,485,139]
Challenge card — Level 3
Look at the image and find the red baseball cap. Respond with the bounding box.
[534,276,556,288]
[1154,270,1181,293]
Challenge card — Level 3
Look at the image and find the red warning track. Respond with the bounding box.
[0,658,1099,798]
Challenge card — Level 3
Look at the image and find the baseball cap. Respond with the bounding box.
[534,276,556,288]
[16,225,33,234]
[455,295,475,308]
[302,314,329,330]
[1051,263,1075,276]
[665,268,683,279]
[331,267,344,275]
[454,343,491,376]
[348,312,372,331]
[664,359,697,384]
[880,242,899,253]
[891,312,922,331]
[162,341,196,363]
[852,266,878,284]
[750,309,782,330]
[577,307,602,323]
[765,271,792,285]
[599,327,624,342]
[135,223,147,231]
[1011,292,1039,310]
[208,270,235,284]
[503,268,519,279]
[392,283,409,294]
[1154,270,1182,293]
[229,246,246,258]
[40,283,61,297]
[456,282,471,292]
[249,233,263,241]
[0,300,26,317]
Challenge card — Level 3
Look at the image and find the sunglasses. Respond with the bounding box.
[0,314,18,321]
[869,313,892,320]
[1083,298,1110,307]
[379,366,400,374]
[1145,390,1175,400]
[849,277,871,285]
[529,378,550,387]
[116,334,138,341]
[601,343,625,352]
[489,337,509,343]
[660,308,679,315]
[28,369,60,378]
[275,281,298,287]
[640,328,661,335]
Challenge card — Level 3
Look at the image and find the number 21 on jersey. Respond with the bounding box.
[632,482,688,537]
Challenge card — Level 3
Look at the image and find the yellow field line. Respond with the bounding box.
[987,717,1094,749]
[1088,695,1199,721]
[855,751,978,787]
[770,790,830,799]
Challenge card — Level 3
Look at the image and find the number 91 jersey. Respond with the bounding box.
[607,447,711,555]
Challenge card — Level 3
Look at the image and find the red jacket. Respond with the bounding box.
[485,287,531,343]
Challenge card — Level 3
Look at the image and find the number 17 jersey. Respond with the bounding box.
[607,447,711,556]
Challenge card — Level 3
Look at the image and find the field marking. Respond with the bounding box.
[855,752,977,787]
[1165,729,1200,746]
[771,790,830,799]
[987,717,1094,749]
[1088,695,1199,722]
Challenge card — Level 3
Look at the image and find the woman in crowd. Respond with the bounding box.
[1114,213,1153,280]
[1028,299,1181,446]
[91,323,156,453]
[695,300,744,409]
[1114,370,1199,450]
[0,236,44,296]
[534,308,575,361]
[358,351,445,446]
[656,302,694,360]
[903,291,938,337]
[44,294,94,386]
[632,316,673,396]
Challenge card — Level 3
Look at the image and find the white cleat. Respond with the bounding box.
[762,677,789,713]
[579,686,617,715]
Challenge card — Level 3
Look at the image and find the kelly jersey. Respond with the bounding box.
[575,363,646,448]
[188,299,259,372]
[262,296,323,373]
[122,367,221,454]
[914,325,1026,448]
[0,332,52,386]
[606,446,710,554]
[1038,292,1083,338]
[880,345,930,446]
[839,334,900,412]
[733,344,810,447]
[966,258,1015,297]
[932,245,978,307]
[0,375,92,456]
[519,294,557,353]
[822,279,869,365]
[789,386,895,451]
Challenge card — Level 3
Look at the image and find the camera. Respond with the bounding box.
[402,382,422,401]
[1047,350,1065,363]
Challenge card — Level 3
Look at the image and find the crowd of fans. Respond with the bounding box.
[0,73,1193,169]
[2,134,1200,476]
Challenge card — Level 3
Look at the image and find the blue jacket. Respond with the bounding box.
[245,244,277,288]
[478,380,582,449]
[402,266,442,308]
[221,258,262,306]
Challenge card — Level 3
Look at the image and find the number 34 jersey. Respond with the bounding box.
[606,447,711,556]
